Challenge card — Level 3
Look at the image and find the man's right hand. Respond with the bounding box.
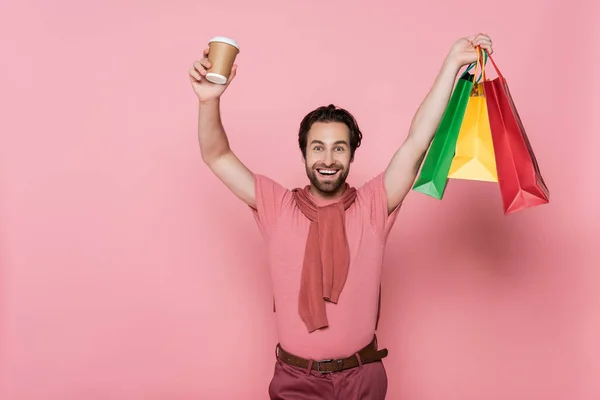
[189,47,238,102]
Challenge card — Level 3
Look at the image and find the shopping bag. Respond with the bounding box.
[448,49,498,182]
[412,67,475,199]
[482,52,549,214]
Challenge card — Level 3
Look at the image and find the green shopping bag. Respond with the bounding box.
[412,66,476,199]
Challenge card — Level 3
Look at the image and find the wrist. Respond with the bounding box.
[199,97,220,107]
[442,55,463,73]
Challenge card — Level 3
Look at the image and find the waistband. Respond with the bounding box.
[275,336,388,374]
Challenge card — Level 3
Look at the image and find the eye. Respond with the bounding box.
[335,146,345,151]
[314,146,322,151]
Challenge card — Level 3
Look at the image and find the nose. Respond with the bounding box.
[324,150,334,166]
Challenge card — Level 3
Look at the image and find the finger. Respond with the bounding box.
[193,60,207,76]
[474,35,491,43]
[189,67,202,81]
[475,41,493,55]
[203,48,209,57]
[468,33,484,42]
[473,38,492,48]
[226,64,238,84]
[477,44,492,55]
[477,34,492,44]
[200,58,212,69]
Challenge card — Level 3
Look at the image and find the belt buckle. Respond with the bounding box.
[316,359,343,374]
[316,359,333,374]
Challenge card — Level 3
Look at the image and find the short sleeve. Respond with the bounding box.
[249,173,292,238]
[357,171,402,241]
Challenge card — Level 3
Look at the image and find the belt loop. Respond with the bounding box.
[275,344,280,360]
[306,360,314,375]
[354,353,363,369]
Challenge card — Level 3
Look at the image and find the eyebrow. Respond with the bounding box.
[310,140,349,146]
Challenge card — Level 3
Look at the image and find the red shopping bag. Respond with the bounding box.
[483,53,549,214]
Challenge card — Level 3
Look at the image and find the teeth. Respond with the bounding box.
[318,169,337,175]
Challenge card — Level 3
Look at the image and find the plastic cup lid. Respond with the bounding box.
[208,36,240,51]
[206,72,227,85]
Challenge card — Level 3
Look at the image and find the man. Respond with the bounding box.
[189,34,493,399]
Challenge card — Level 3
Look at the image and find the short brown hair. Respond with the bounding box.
[298,104,363,160]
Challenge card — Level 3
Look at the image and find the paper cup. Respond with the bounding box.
[206,36,240,85]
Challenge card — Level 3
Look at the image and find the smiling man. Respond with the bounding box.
[189,33,493,399]
[299,115,357,198]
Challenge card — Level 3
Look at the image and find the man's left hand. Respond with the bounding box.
[446,33,494,68]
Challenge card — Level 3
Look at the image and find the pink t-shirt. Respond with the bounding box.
[251,171,401,360]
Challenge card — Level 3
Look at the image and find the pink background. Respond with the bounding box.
[1,0,598,399]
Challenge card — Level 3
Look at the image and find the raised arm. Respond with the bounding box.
[383,34,493,213]
[189,48,256,208]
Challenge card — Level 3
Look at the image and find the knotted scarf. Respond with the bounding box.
[292,184,357,332]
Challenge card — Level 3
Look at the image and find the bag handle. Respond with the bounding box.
[472,46,487,85]
[464,47,488,83]
[481,48,504,81]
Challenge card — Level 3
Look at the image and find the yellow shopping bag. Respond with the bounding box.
[448,49,498,182]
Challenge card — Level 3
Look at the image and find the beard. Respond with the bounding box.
[305,162,350,195]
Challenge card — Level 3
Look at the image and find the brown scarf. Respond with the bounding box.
[292,184,357,332]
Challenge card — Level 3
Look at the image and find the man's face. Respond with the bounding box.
[303,122,353,197]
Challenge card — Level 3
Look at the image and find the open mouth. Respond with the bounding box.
[317,168,340,177]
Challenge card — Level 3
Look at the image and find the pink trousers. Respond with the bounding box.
[268,358,388,399]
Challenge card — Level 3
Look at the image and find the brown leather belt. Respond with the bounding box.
[276,336,388,374]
